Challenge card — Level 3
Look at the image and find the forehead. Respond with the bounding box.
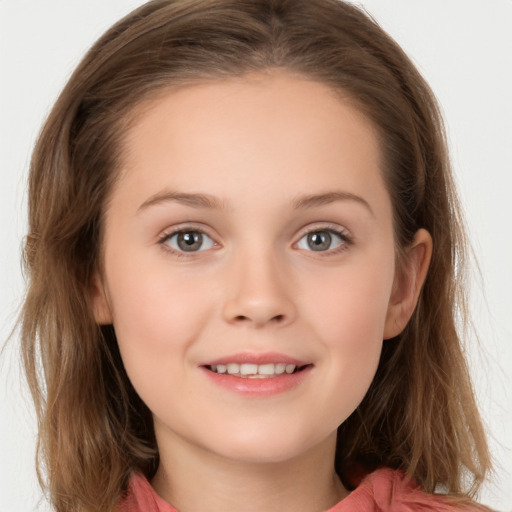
[113,70,388,214]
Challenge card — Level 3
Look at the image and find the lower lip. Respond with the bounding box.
[200,366,313,396]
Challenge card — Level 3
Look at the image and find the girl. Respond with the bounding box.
[19,0,494,510]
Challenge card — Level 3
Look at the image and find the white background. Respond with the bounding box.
[1,1,511,510]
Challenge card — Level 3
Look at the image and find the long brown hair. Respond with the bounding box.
[20,0,491,510]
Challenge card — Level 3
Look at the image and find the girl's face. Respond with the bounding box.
[95,71,419,465]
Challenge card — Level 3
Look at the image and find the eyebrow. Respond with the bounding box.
[137,190,225,212]
[137,189,373,216]
[292,191,374,216]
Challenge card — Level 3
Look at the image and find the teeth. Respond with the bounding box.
[258,363,275,375]
[227,363,240,374]
[275,363,286,374]
[209,362,301,377]
[240,363,258,375]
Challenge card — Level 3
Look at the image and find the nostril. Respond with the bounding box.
[232,313,285,324]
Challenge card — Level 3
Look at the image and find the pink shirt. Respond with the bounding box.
[116,467,486,511]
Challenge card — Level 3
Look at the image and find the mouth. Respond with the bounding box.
[205,362,311,379]
[200,354,313,395]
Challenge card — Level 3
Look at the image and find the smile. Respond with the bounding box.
[207,363,307,378]
[200,353,313,395]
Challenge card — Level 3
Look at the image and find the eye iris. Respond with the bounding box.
[307,231,331,251]
[177,232,203,251]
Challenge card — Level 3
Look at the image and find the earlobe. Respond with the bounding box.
[384,229,432,339]
[91,272,113,325]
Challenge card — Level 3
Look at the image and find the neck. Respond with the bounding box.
[152,431,347,512]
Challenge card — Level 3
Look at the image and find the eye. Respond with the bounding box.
[162,230,215,253]
[296,229,348,252]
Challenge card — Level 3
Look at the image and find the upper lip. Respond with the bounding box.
[200,352,311,367]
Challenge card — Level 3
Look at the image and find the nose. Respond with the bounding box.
[222,251,296,329]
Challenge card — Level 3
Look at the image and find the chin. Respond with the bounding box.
[201,426,333,466]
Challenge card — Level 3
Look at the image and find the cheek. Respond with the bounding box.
[304,256,394,346]
[299,253,394,408]
[105,263,217,419]
[104,253,213,370]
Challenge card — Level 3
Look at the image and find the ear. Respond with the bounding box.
[91,272,113,325]
[384,229,432,339]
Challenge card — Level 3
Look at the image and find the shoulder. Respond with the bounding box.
[329,467,491,512]
[117,468,492,512]
[116,473,177,512]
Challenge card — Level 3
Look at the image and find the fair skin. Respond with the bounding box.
[94,70,432,512]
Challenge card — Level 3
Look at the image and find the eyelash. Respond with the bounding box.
[157,224,353,258]
[295,225,353,256]
[158,226,216,258]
